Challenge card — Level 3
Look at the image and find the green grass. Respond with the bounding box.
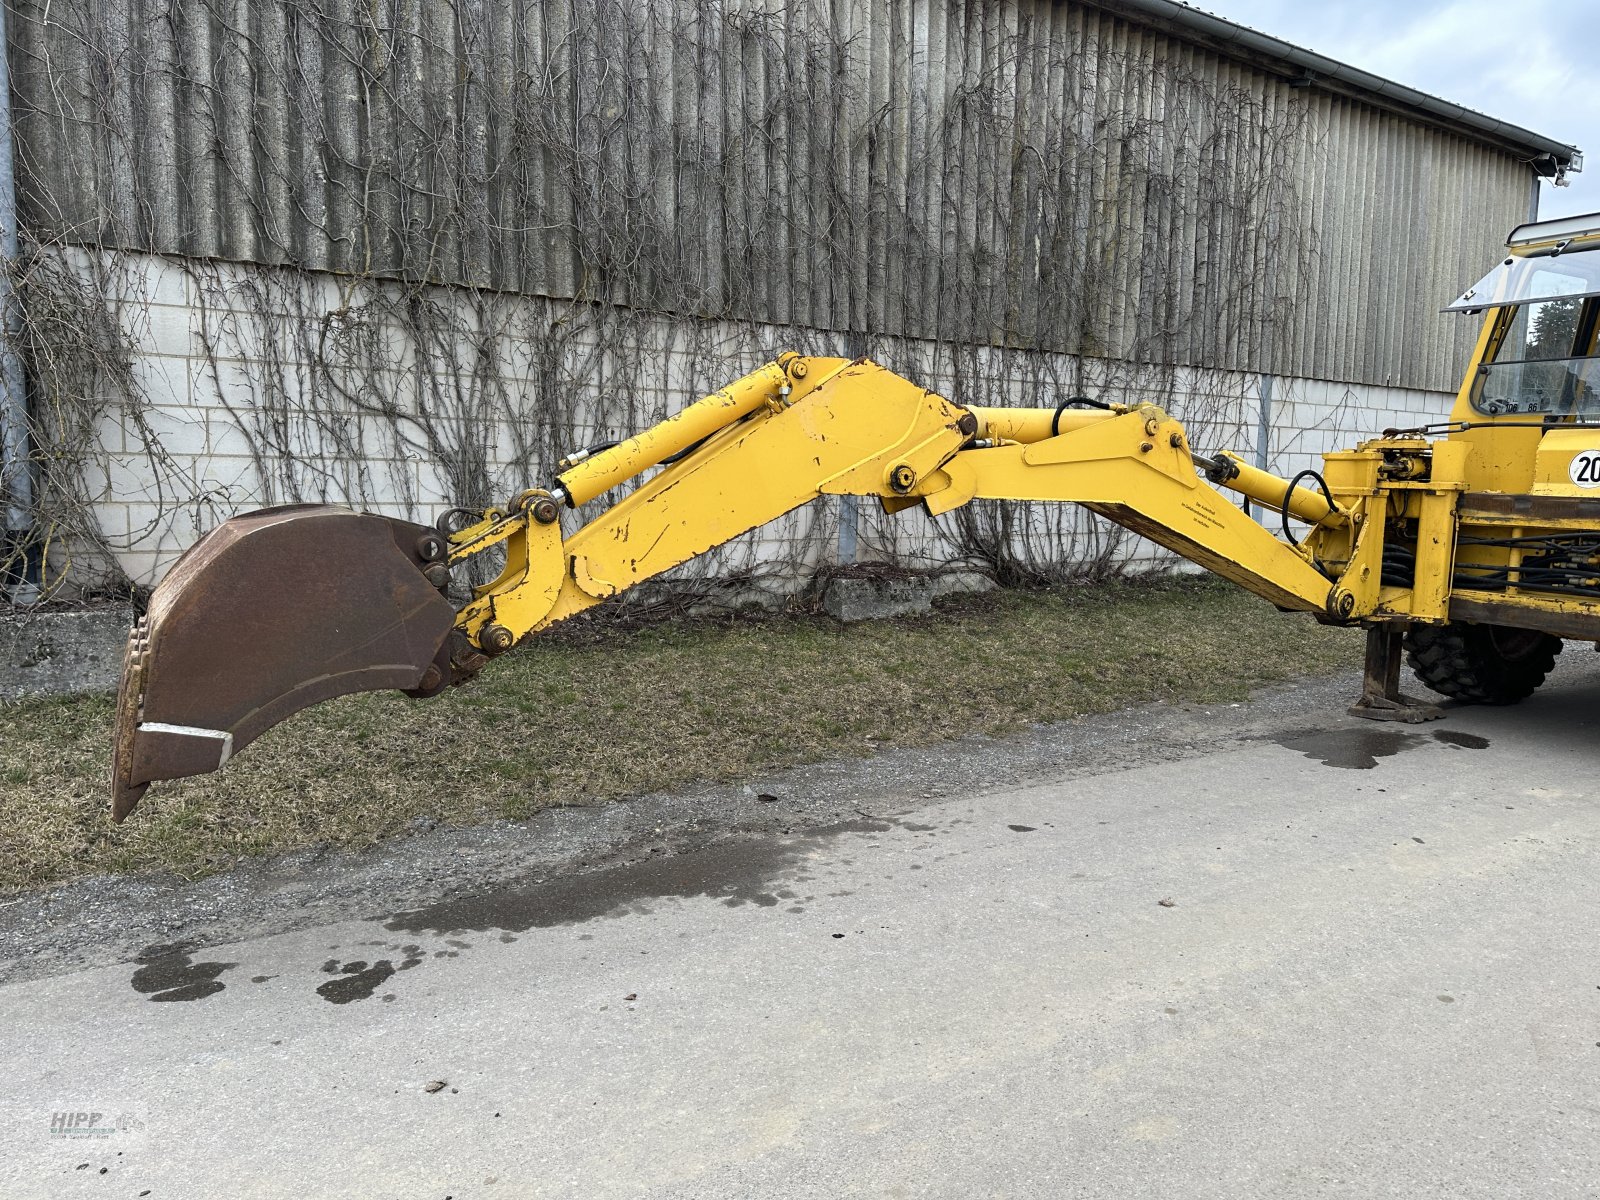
[0,578,1360,891]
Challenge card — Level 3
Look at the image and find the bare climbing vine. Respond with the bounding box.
[0,0,1323,605]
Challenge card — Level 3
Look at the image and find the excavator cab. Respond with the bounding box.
[1446,226,1600,424]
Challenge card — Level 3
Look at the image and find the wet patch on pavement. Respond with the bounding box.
[382,816,898,937]
[1271,727,1427,769]
[1433,729,1490,750]
[316,956,424,1005]
[130,941,238,1002]
[118,815,956,1007]
[1272,725,1493,769]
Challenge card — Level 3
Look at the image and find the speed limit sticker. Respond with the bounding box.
[1571,450,1600,487]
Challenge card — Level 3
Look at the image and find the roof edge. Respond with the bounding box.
[1097,0,1581,174]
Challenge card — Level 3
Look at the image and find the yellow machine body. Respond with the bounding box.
[111,214,1600,816]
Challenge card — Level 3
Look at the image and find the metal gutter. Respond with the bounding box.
[1100,0,1581,176]
[0,1,36,604]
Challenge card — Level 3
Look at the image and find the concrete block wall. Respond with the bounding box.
[56,249,1460,593]
[1266,375,1456,480]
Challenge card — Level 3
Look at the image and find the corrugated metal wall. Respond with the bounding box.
[6,0,1532,391]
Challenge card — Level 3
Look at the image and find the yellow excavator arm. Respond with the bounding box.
[110,352,1381,819]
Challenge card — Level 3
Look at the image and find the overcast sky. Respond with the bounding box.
[1196,0,1600,219]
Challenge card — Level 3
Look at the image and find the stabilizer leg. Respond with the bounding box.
[1348,625,1443,723]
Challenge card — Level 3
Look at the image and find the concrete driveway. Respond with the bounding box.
[3,663,1598,1198]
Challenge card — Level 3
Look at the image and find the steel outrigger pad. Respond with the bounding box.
[1347,625,1444,724]
[111,505,457,821]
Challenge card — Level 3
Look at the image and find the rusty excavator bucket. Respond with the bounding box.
[111,505,459,822]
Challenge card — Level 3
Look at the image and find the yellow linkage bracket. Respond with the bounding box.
[920,406,1337,613]
[447,492,568,655]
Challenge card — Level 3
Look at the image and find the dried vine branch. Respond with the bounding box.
[0,0,1324,605]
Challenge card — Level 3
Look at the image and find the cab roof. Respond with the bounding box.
[1508,213,1600,253]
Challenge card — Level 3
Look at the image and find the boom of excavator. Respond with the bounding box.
[112,211,1600,818]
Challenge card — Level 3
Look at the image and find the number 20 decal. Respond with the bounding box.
[1570,450,1600,488]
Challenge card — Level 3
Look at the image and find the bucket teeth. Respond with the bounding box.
[110,617,150,822]
[109,506,457,820]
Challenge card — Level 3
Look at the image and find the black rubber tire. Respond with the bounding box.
[1403,621,1562,706]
